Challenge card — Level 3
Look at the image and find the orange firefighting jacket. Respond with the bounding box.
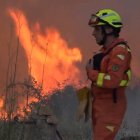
[88,38,131,140]
[90,38,131,101]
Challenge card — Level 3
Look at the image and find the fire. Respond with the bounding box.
[8,8,82,93]
[0,8,82,119]
[0,98,4,108]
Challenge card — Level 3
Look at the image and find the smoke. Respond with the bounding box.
[0,0,140,90]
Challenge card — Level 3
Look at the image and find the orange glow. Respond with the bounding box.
[9,8,82,93]
[0,8,83,119]
[0,98,4,108]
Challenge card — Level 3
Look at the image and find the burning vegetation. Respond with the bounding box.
[0,8,84,140]
[0,7,139,140]
[0,8,83,120]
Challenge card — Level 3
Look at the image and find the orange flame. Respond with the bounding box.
[0,98,4,108]
[8,9,82,93]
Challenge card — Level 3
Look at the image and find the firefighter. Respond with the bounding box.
[87,9,131,140]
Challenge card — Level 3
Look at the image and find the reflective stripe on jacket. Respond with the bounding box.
[93,38,131,89]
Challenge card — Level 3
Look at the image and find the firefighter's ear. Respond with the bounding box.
[104,26,113,34]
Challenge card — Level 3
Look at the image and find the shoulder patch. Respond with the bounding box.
[112,64,120,71]
[117,54,125,60]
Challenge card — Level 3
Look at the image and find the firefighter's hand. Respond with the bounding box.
[86,68,98,82]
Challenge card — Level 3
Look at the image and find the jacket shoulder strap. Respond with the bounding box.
[104,41,129,56]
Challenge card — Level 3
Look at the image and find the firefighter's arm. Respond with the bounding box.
[87,45,131,88]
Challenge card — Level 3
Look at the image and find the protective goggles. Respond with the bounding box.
[88,14,105,27]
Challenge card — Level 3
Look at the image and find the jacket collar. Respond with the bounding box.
[101,38,125,53]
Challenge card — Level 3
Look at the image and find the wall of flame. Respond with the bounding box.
[9,9,82,93]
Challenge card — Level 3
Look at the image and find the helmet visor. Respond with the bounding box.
[88,15,101,27]
[88,14,107,27]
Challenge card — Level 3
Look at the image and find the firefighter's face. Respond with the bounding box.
[92,26,104,45]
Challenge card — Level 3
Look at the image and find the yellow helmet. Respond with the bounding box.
[89,9,123,28]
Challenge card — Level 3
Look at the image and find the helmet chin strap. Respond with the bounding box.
[99,26,114,46]
[98,26,107,45]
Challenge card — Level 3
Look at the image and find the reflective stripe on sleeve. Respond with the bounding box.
[96,69,131,87]
[127,69,131,80]
[126,69,131,86]
[119,80,127,86]
[120,69,131,86]
[97,73,105,87]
